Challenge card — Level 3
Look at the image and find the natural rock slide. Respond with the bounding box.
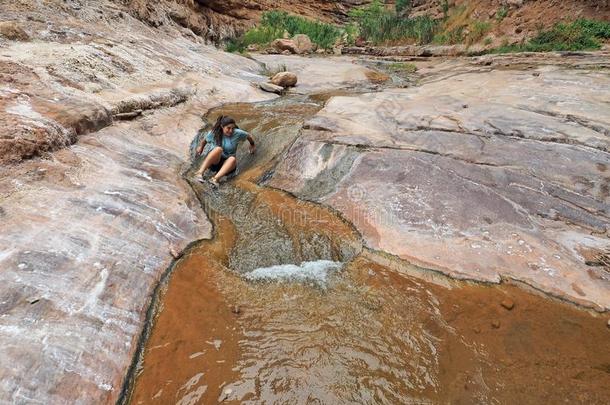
[1,2,609,404]
[128,56,610,403]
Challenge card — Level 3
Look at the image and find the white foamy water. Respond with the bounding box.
[244,260,343,287]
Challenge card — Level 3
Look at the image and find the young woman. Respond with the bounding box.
[193,115,256,186]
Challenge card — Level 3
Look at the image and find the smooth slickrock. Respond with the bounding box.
[0,4,275,403]
[253,54,382,93]
[269,59,610,311]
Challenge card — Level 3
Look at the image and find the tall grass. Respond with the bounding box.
[433,3,491,45]
[493,19,610,53]
[226,11,341,52]
[348,0,438,45]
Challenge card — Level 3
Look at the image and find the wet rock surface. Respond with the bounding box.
[269,55,610,311]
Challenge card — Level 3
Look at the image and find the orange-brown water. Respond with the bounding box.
[128,96,610,404]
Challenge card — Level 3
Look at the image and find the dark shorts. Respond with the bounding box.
[210,155,236,175]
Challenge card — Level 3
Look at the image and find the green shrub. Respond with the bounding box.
[492,19,610,53]
[575,18,610,39]
[495,6,508,22]
[260,11,342,49]
[396,0,412,15]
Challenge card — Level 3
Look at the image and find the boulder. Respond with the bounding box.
[292,34,313,54]
[270,71,298,88]
[0,21,30,41]
[259,82,284,94]
[271,38,299,54]
[271,34,313,54]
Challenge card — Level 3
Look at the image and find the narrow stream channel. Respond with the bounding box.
[127,92,610,404]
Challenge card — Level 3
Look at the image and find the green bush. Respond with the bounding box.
[260,11,342,49]
[226,10,342,52]
[492,19,610,53]
[396,0,412,15]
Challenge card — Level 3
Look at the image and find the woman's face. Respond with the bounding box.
[222,124,235,136]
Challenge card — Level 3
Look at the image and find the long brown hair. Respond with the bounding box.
[211,115,237,146]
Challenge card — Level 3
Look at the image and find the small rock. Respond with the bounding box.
[113,110,143,120]
[292,34,313,54]
[315,48,326,54]
[259,82,284,94]
[281,49,291,55]
[473,326,481,334]
[462,104,468,109]
[169,245,182,259]
[231,305,240,314]
[270,38,298,54]
[491,320,501,329]
[532,72,540,77]
[218,388,233,402]
[500,299,514,310]
[165,69,172,75]
[0,21,30,41]
[333,46,342,55]
[270,71,298,88]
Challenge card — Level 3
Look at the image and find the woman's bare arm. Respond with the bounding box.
[196,139,207,155]
[247,134,256,154]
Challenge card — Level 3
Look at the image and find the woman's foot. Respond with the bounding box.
[208,177,220,187]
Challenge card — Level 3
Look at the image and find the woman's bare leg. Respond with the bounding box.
[212,156,236,182]
[194,147,222,176]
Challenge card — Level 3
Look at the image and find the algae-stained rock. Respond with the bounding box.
[269,67,610,311]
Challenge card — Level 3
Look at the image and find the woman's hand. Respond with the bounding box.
[247,134,256,154]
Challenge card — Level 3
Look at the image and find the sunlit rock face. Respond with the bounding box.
[125,0,369,41]
[269,57,610,311]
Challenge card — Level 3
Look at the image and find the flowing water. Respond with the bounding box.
[127,94,610,404]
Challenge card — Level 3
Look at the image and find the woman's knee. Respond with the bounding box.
[207,147,222,163]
